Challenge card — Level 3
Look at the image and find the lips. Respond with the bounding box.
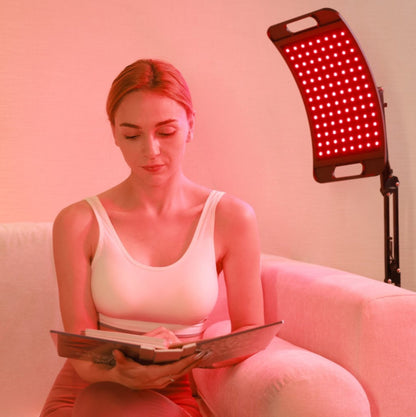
[142,164,165,173]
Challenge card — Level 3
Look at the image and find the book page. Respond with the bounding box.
[84,329,167,349]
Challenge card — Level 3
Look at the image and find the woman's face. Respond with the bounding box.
[112,90,193,185]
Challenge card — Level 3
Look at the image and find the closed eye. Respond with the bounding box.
[157,127,176,137]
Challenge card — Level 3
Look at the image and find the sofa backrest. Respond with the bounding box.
[0,223,64,416]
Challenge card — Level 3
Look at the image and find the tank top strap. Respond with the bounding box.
[193,190,225,241]
[84,196,114,261]
[85,196,110,231]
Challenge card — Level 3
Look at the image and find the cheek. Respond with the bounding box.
[169,140,188,159]
[117,143,138,165]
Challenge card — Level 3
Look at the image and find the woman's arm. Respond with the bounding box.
[53,202,204,389]
[215,195,264,332]
[53,201,99,336]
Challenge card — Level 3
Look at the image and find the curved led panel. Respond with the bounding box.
[268,8,387,183]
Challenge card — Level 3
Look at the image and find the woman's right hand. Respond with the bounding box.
[109,349,205,390]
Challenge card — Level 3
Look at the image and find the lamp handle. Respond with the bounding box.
[267,8,342,41]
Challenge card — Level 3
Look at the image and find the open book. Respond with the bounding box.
[51,321,283,368]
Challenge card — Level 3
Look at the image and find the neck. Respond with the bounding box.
[121,172,192,214]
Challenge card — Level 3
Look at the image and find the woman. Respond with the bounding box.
[41,59,264,417]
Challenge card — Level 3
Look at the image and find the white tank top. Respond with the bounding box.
[85,190,224,339]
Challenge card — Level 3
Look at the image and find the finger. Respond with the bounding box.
[112,349,129,365]
[168,351,209,378]
[146,327,181,345]
[150,351,202,380]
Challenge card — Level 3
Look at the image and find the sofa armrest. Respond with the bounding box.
[193,321,370,417]
[260,255,416,417]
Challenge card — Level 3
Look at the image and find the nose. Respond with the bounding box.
[142,135,160,159]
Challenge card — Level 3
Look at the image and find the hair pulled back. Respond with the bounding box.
[106,59,194,125]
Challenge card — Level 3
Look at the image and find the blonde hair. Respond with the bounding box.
[106,59,194,124]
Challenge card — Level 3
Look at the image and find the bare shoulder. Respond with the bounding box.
[53,200,97,248]
[214,193,260,273]
[216,193,257,228]
[214,193,259,255]
[54,200,94,229]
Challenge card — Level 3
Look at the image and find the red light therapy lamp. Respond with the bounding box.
[267,8,401,286]
[267,8,386,183]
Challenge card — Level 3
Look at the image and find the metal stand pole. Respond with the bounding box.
[380,163,400,286]
[378,87,400,286]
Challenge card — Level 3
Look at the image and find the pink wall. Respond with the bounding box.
[1,0,416,290]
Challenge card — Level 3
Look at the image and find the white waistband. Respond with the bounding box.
[98,313,206,339]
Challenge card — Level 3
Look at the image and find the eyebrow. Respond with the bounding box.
[119,119,178,128]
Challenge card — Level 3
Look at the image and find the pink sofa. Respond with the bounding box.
[1,222,415,417]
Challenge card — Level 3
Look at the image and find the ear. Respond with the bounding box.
[111,123,120,147]
[186,114,195,143]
